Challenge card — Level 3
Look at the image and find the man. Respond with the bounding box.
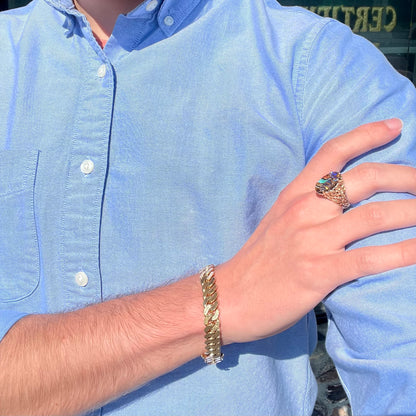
[0,0,415,414]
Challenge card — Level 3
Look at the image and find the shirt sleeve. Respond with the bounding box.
[0,310,28,341]
[297,19,416,414]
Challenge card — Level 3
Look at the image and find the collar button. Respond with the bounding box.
[163,15,175,26]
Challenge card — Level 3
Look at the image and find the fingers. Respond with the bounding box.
[322,199,416,248]
[313,163,416,247]
[327,238,416,287]
[286,119,403,200]
[342,163,416,205]
[311,162,416,211]
[306,118,403,179]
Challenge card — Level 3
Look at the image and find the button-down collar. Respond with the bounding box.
[43,0,76,13]
[43,0,203,37]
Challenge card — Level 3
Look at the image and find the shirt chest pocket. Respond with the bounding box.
[0,150,40,302]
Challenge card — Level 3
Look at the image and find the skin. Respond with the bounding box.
[72,0,145,47]
[1,3,416,415]
[2,118,416,415]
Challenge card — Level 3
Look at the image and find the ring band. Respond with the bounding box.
[315,171,351,209]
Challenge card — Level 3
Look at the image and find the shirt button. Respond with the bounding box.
[80,159,94,175]
[163,15,174,26]
[97,64,107,78]
[75,271,89,287]
[146,0,158,12]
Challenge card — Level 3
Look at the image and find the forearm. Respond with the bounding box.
[0,274,205,416]
[2,122,415,416]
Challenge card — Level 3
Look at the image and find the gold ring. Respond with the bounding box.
[315,171,351,209]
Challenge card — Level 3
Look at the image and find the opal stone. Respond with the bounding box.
[315,171,340,194]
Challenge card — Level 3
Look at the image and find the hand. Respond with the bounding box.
[217,119,416,344]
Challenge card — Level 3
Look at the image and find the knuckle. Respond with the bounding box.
[287,194,313,223]
[277,186,292,206]
[355,249,379,274]
[360,204,385,227]
[320,137,344,158]
[295,255,318,283]
[409,167,416,188]
[354,122,386,144]
[399,166,416,195]
[356,123,374,140]
[399,242,416,267]
[355,163,379,184]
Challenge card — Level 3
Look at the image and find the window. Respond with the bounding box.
[3,0,29,9]
[280,0,416,83]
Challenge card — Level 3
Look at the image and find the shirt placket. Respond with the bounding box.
[58,45,114,307]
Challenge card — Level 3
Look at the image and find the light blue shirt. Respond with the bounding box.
[1,0,415,414]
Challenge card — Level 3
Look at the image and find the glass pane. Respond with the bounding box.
[7,0,30,7]
[280,0,416,83]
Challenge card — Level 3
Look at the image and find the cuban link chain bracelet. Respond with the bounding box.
[199,265,224,364]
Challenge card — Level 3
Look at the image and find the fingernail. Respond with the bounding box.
[384,118,403,131]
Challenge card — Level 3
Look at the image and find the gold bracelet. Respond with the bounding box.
[199,265,224,364]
